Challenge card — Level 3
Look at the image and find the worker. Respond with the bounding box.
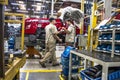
[62,19,75,47]
[39,17,62,68]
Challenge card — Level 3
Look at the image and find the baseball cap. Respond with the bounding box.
[49,17,55,22]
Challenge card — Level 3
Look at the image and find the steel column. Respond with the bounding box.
[21,15,25,51]
[80,0,84,34]
[102,65,108,80]
[90,0,97,51]
[111,28,115,57]
[51,0,54,17]
[0,4,5,78]
[68,53,72,80]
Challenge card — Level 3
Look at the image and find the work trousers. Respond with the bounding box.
[41,43,57,64]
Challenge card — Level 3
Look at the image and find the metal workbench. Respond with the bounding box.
[69,50,120,80]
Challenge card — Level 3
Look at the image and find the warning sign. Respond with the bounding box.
[0,0,8,5]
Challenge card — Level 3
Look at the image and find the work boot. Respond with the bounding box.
[49,60,52,63]
[39,61,46,68]
[52,62,60,66]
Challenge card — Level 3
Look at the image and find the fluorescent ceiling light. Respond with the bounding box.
[18,1,24,4]
[62,0,92,3]
[40,12,45,13]
[27,8,31,10]
[17,10,28,13]
[41,5,46,7]
[37,3,42,5]
[19,5,26,10]
[46,1,50,3]
[62,0,80,3]
[34,11,40,13]
[34,16,39,18]
[32,5,41,7]
[11,3,20,5]
[36,6,41,11]
[5,9,11,11]
[25,15,29,18]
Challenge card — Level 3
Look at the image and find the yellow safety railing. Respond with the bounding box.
[4,12,25,50]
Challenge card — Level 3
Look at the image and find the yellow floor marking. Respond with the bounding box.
[25,72,29,80]
[59,75,64,80]
[21,69,62,73]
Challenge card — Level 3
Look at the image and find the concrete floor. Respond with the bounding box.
[20,59,62,80]
[21,59,62,70]
[27,72,60,80]
[20,45,65,80]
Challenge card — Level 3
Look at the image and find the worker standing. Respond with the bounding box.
[39,18,62,68]
[62,19,75,47]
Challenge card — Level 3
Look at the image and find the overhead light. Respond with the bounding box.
[26,15,29,18]
[5,6,6,9]
[36,6,41,11]
[46,1,50,3]
[16,7,19,10]
[37,3,42,5]
[32,5,37,7]
[30,0,42,1]
[5,9,11,11]
[19,5,26,10]
[12,7,15,9]
[18,1,24,4]
[17,10,28,13]
[34,11,40,14]
[11,3,20,5]
[32,8,34,11]
[36,16,40,18]
[41,5,45,7]
[27,8,31,10]
[32,5,41,7]
[40,12,45,13]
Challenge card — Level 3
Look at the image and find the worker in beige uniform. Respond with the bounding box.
[62,19,75,47]
[39,18,62,68]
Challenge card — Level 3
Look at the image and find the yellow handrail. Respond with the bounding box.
[4,13,25,51]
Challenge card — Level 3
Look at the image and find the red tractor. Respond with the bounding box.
[25,18,80,49]
[25,18,66,49]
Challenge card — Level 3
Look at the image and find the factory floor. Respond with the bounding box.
[20,49,64,80]
[20,59,62,80]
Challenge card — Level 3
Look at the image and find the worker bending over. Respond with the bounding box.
[39,18,62,68]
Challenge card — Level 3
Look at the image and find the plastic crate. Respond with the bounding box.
[103,34,109,40]
[115,34,120,40]
[62,46,75,58]
[97,45,102,50]
[100,25,108,29]
[61,54,80,67]
[103,24,110,29]
[99,33,112,40]
[101,44,108,50]
[97,44,108,51]
[80,70,120,80]
[8,37,15,44]
[99,26,104,30]
[106,45,112,52]
[99,34,109,40]
[115,45,120,53]
[8,45,14,49]
[107,34,112,40]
